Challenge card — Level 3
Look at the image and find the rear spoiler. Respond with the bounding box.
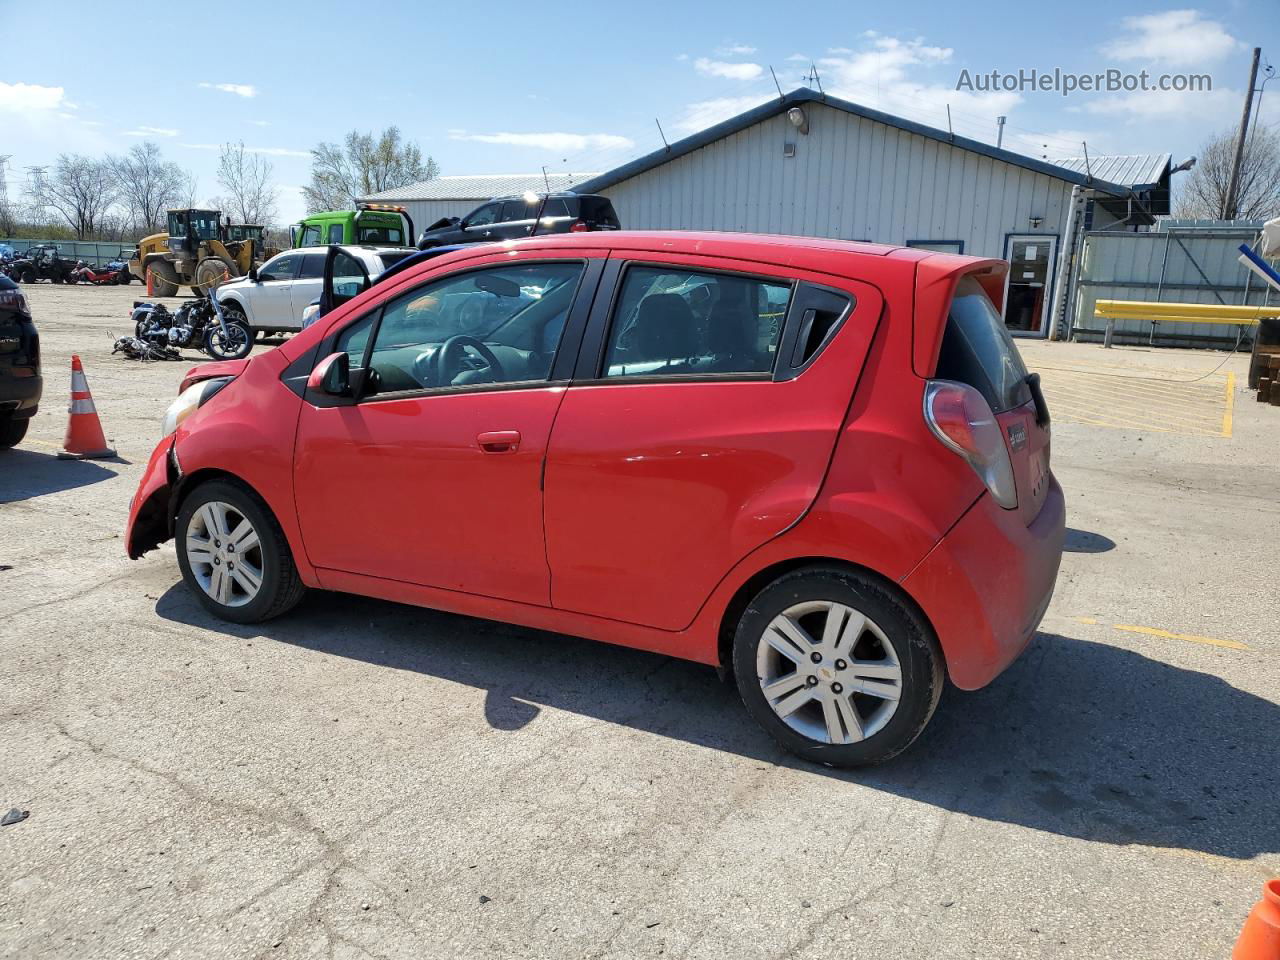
[911,255,1008,378]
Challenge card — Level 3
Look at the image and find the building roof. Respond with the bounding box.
[1047,154,1171,191]
[574,88,1131,199]
[363,172,601,203]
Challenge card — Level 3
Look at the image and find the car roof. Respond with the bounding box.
[402,230,947,279]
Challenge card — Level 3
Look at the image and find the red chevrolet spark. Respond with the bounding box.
[126,232,1064,766]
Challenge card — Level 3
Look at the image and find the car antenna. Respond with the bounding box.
[528,189,550,239]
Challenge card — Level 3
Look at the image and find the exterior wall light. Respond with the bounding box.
[787,107,809,134]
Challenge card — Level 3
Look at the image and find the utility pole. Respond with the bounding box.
[996,115,1006,149]
[1224,46,1262,220]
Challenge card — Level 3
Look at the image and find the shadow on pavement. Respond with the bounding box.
[0,448,118,503]
[155,584,1277,860]
[1064,528,1117,553]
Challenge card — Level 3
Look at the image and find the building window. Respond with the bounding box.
[906,240,964,255]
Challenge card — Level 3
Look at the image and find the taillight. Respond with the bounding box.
[924,380,1017,509]
[569,220,590,233]
[0,289,30,317]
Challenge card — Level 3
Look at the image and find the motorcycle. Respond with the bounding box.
[117,290,254,361]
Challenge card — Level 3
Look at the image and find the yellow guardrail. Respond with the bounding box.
[1092,299,1277,347]
[1094,299,1275,323]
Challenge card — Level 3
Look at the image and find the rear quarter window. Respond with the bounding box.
[935,276,1031,413]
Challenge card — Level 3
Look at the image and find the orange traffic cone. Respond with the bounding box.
[146,267,153,296]
[57,355,116,460]
[1233,879,1280,959]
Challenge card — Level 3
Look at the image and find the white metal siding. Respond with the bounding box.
[600,102,1075,260]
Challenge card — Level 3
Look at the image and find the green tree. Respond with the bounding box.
[303,127,437,213]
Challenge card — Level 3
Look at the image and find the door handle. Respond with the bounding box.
[477,430,521,453]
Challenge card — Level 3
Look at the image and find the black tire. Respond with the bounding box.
[20,269,35,284]
[117,271,131,285]
[175,479,305,624]
[204,309,253,360]
[0,416,28,449]
[732,565,944,767]
[147,260,180,297]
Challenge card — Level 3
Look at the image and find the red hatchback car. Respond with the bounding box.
[127,231,1064,766]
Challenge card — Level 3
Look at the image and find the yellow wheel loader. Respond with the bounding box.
[129,209,269,296]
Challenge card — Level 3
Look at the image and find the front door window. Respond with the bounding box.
[350,262,585,395]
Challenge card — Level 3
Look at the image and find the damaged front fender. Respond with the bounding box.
[125,436,176,559]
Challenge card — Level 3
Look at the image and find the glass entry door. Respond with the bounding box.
[1003,236,1057,338]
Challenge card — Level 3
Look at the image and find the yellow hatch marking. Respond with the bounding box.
[1112,624,1249,651]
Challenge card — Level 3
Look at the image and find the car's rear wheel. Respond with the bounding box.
[733,566,943,767]
[0,415,28,449]
[175,480,305,623]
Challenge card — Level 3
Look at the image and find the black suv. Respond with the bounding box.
[417,192,620,249]
[0,274,40,448]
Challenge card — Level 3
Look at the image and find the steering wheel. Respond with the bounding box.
[432,335,505,386]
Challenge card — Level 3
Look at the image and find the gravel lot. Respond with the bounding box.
[2,282,1277,959]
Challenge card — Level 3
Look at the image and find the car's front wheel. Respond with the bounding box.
[175,480,305,623]
[733,566,943,767]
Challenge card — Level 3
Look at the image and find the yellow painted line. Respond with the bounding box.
[1113,624,1249,651]
[1221,371,1235,438]
[22,436,60,450]
[1072,616,1099,625]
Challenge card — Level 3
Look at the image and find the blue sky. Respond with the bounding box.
[3,0,1277,225]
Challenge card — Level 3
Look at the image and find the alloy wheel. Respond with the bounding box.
[185,501,264,607]
[756,600,903,745]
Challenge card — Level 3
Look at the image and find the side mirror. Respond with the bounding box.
[307,351,350,396]
[248,266,259,282]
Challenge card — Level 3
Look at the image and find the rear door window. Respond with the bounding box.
[298,254,326,279]
[602,266,790,378]
[935,276,1031,412]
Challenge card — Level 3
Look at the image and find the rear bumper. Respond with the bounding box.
[0,373,42,417]
[902,475,1065,690]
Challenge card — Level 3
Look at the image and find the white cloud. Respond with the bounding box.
[448,130,634,151]
[785,53,810,62]
[1101,10,1239,65]
[0,81,66,113]
[695,58,764,81]
[675,53,689,61]
[1082,84,1237,120]
[248,119,270,127]
[180,142,309,157]
[198,82,257,98]
[123,125,178,137]
[672,94,775,134]
[717,44,756,56]
[816,34,1020,128]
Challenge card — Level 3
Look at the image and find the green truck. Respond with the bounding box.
[290,203,415,249]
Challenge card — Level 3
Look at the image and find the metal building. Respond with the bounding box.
[364,172,599,238]
[1071,220,1270,347]
[574,89,1152,338]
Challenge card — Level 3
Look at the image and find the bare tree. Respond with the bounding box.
[303,126,437,213]
[36,154,117,239]
[214,141,278,225]
[1174,123,1280,221]
[110,142,193,236]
